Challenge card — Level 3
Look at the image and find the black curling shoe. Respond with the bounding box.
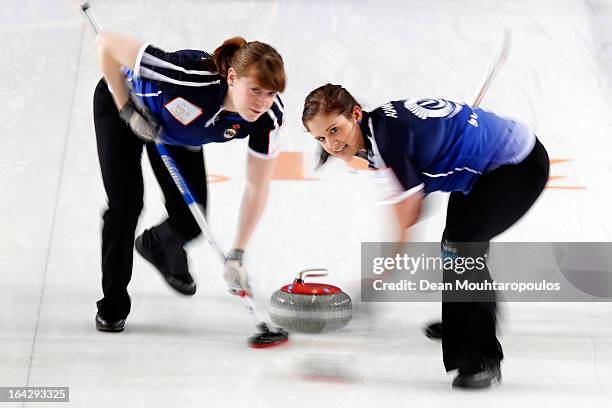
[95,313,125,332]
[452,360,501,389]
[423,321,443,340]
[135,222,196,296]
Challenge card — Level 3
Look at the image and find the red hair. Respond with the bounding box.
[212,37,285,92]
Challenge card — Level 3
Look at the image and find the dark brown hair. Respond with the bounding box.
[302,84,361,167]
[212,37,285,92]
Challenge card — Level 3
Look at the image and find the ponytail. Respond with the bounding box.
[316,146,331,169]
[212,37,247,78]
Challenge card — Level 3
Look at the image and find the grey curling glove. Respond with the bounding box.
[119,101,161,142]
[223,249,251,296]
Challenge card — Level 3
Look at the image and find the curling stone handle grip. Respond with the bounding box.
[296,268,328,282]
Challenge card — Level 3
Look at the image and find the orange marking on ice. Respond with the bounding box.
[207,156,586,189]
[547,158,585,190]
[272,152,318,180]
[207,174,230,183]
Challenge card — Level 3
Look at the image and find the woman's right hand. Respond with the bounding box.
[223,249,251,296]
[119,102,161,142]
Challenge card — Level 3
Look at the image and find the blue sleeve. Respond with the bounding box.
[379,153,425,204]
[371,108,426,203]
[247,96,284,159]
[133,44,219,92]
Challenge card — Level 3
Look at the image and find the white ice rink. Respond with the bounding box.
[2,0,612,406]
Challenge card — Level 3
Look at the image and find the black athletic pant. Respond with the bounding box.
[93,79,207,320]
[441,138,549,371]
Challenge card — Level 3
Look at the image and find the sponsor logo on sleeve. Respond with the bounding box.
[403,98,462,120]
[223,128,237,139]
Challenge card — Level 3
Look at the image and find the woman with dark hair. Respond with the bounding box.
[93,32,285,332]
[302,84,549,389]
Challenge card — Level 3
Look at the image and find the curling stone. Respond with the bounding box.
[269,269,352,333]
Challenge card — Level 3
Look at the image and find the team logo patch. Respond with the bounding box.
[403,98,462,120]
[224,128,237,139]
[164,97,203,126]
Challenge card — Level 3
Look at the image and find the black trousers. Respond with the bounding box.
[441,138,549,371]
[93,79,207,320]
